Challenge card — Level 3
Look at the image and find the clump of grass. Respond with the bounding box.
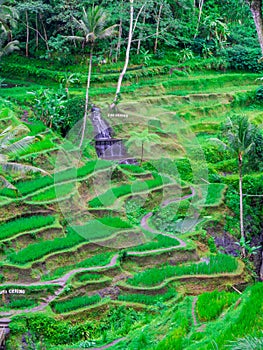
[0,215,56,240]
[28,183,76,202]
[43,252,114,281]
[52,294,101,313]
[118,288,176,305]
[89,172,172,208]
[129,234,179,252]
[196,290,238,321]
[8,217,127,265]
[76,273,104,283]
[7,299,37,309]
[127,254,238,287]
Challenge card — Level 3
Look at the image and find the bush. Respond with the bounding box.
[223,45,263,72]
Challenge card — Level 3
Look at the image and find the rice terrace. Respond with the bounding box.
[0,0,263,349]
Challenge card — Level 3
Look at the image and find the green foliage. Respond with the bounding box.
[43,252,114,281]
[89,172,172,208]
[223,46,263,72]
[118,288,176,305]
[7,298,37,309]
[0,215,55,240]
[52,294,101,313]
[76,273,104,283]
[28,183,76,203]
[0,159,112,197]
[8,217,129,264]
[129,234,180,252]
[196,290,238,321]
[127,254,238,287]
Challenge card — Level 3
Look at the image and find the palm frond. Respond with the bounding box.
[1,162,49,175]
[4,136,35,155]
[0,175,16,189]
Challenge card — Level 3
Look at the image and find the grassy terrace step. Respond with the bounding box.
[126,254,238,287]
[52,294,101,314]
[42,252,115,281]
[88,172,172,208]
[25,182,77,204]
[0,159,113,199]
[126,234,180,252]
[7,217,130,265]
[0,215,56,241]
[118,288,176,305]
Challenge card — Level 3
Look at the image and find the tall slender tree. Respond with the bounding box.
[211,116,255,257]
[68,6,117,148]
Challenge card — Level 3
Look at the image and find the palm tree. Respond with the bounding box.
[126,129,161,165]
[0,125,48,189]
[210,116,255,257]
[67,6,117,148]
[0,31,19,59]
[0,0,19,33]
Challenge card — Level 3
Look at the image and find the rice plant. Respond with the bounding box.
[196,290,238,321]
[89,172,172,208]
[118,288,176,305]
[28,183,76,202]
[0,215,56,240]
[129,234,179,252]
[127,254,238,287]
[52,294,101,313]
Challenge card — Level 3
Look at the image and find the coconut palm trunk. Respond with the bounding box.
[111,0,134,108]
[238,153,246,257]
[79,43,94,148]
[247,0,263,55]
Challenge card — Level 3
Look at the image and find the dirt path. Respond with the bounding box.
[0,187,195,320]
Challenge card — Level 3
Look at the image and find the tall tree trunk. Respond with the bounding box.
[116,18,122,62]
[26,10,29,57]
[247,0,263,55]
[239,153,246,257]
[79,44,94,148]
[137,13,145,54]
[40,13,50,52]
[36,13,39,50]
[140,142,144,165]
[194,0,204,39]
[111,0,134,109]
[154,3,163,54]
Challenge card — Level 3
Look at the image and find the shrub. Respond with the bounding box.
[223,45,263,72]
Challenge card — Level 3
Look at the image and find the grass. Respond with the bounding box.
[118,288,176,305]
[88,172,172,208]
[12,138,56,157]
[27,183,76,203]
[196,290,238,322]
[75,273,105,283]
[7,217,128,265]
[0,159,112,198]
[42,252,115,281]
[128,234,180,252]
[195,183,227,206]
[0,215,56,240]
[127,254,238,287]
[52,294,101,313]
